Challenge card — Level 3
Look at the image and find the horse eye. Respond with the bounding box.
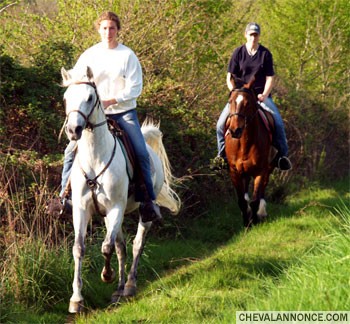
[87,94,93,102]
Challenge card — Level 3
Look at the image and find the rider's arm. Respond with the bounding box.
[226,72,233,91]
[258,75,274,102]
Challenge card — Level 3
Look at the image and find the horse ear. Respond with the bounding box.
[246,75,256,89]
[86,66,94,81]
[61,67,71,82]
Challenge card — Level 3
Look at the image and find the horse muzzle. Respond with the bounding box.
[229,127,243,139]
[66,124,83,141]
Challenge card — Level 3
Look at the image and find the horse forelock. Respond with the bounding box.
[62,68,92,87]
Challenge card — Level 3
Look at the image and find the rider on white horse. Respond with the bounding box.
[59,12,160,222]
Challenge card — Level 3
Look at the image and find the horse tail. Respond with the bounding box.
[141,118,181,215]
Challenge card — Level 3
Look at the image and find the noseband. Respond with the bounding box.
[66,82,107,130]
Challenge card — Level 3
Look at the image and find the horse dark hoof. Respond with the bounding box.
[258,214,268,223]
[69,300,84,313]
[101,267,116,283]
[111,291,123,304]
[123,284,137,297]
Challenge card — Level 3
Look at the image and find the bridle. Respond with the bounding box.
[66,81,107,130]
[228,87,259,126]
[65,81,116,217]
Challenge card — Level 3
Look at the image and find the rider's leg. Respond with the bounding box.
[259,97,292,170]
[110,110,161,223]
[46,140,75,216]
[60,140,76,198]
[211,103,230,170]
[216,103,230,158]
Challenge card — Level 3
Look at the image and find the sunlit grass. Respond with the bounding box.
[1,171,348,323]
[246,200,350,311]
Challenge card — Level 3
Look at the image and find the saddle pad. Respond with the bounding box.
[116,137,134,180]
[258,109,273,142]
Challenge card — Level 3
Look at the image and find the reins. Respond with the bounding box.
[66,82,108,130]
[79,137,117,217]
[68,81,116,217]
[228,87,260,126]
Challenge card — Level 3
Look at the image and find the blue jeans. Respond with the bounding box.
[60,109,156,201]
[216,97,288,157]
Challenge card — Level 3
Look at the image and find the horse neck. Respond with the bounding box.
[78,109,115,162]
[242,110,261,144]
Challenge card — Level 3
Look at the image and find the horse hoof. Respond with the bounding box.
[101,267,116,283]
[69,300,84,313]
[111,290,124,304]
[258,214,268,222]
[124,284,137,297]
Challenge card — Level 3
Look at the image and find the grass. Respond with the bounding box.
[72,178,349,323]
[246,200,350,311]
[0,177,349,323]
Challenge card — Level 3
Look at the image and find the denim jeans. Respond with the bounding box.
[216,97,288,158]
[60,109,156,201]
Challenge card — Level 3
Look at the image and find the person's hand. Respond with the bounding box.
[102,99,117,109]
[257,94,267,102]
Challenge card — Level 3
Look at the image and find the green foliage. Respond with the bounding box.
[1,0,349,183]
[0,2,349,323]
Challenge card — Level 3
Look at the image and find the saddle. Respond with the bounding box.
[257,106,275,141]
[107,118,151,202]
[107,118,135,180]
[257,106,278,163]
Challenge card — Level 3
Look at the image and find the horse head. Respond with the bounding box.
[226,76,258,139]
[62,66,102,141]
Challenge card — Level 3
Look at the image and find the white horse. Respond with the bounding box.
[61,66,181,313]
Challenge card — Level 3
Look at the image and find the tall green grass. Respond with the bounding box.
[246,200,350,311]
[1,175,348,323]
[73,180,349,323]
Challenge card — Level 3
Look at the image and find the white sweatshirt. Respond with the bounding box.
[74,42,143,114]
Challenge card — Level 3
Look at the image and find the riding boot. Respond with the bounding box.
[46,195,72,216]
[278,156,292,171]
[138,184,163,225]
[273,154,292,171]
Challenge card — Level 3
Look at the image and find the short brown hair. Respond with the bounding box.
[94,11,121,31]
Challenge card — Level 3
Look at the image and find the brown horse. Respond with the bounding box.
[225,77,276,228]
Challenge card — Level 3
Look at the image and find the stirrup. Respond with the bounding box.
[278,156,292,171]
[210,156,227,171]
[60,198,72,215]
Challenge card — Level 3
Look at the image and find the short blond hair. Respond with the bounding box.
[94,11,121,31]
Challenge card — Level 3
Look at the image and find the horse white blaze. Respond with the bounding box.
[235,94,244,106]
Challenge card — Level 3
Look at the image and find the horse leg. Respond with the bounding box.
[69,209,90,313]
[232,174,252,228]
[123,219,152,297]
[251,175,268,224]
[110,229,127,303]
[101,207,125,285]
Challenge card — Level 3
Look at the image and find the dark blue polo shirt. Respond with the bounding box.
[228,44,274,95]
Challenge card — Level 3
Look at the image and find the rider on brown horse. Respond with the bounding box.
[211,22,292,172]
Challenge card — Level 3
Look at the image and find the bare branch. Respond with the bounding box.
[0,2,17,14]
